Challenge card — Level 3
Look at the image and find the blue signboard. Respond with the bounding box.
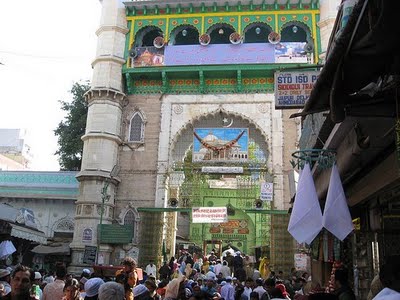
[165,44,275,66]
[132,42,309,67]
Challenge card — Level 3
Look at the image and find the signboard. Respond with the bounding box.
[274,42,309,63]
[132,43,309,68]
[209,219,249,234]
[294,253,311,272]
[274,71,319,109]
[98,224,133,244]
[193,128,249,163]
[165,44,275,66]
[201,166,243,174]
[260,182,273,201]
[83,245,97,265]
[132,46,165,67]
[82,228,93,242]
[192,207,228,223]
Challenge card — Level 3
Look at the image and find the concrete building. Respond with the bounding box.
[0,171,78,269]
[69,0,340,274]
[293,0,400,297]
[0,129,32,170]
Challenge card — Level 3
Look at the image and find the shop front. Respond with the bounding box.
[291,0,400,297]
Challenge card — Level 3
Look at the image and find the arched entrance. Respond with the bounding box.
[166,111,273,257]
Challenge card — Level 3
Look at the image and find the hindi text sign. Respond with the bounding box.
[192,207,228,223]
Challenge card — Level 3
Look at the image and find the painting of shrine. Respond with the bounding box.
[192,128,249,162]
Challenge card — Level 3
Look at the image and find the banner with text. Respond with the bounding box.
[260,182,273,201]
[192,207,228,223]
[274,71,319,109]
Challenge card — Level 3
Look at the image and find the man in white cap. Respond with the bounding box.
[220,261,231,279]
[84,278,105,299]
[0,269,11,296]
[82,269,91,278]
[220,277,235,300]
[205,269,217,281]
[33,272,43,300]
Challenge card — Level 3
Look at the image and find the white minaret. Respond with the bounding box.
[318,0,341,59]
[69,0,128,273]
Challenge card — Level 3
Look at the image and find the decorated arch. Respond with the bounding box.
[206,23,236,44]
[280,20,313,43]
[134,25,164,47]
[169,24,200,45]
[164,109,273,254]
[243,22,273,43]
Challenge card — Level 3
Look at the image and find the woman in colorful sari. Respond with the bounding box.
[259,257,271,280]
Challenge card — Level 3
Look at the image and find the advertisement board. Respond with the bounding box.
[192,207,228,223]
[274,42,309,63]
[275,71,319,109]
[132,42,309,67]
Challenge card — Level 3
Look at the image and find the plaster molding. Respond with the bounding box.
[85,88,126,104]
[91,55,126,68]
[96,25,129,36]
[81,131,123,144]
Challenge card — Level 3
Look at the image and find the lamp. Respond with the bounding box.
[255,27,261,35]
[218,28,224,35]
[182,29,187,37]
[292,26,298,33]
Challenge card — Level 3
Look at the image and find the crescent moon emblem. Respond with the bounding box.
[223,118,234,128]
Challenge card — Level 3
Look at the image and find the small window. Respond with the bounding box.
[129,112,144,142]
[124,210,135,225]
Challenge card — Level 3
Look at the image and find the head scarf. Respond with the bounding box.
[275,283,289,297]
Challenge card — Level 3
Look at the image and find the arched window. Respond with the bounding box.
[206,23,235,44]
[118,205,140,244]
[129,112,145,142]
[134,26,164,47]
[124,210,135,225]
[280,23,309,43]
[170,25,199,45]
[124,210,136,240]
[243,23,272,43]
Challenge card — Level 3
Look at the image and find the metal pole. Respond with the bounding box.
[97,179,110,264]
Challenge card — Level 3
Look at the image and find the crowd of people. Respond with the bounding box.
[0,252,398,300]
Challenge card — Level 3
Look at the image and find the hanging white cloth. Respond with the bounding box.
[323,164,354,240]
[0,240,16,260]
[288,163,323,244]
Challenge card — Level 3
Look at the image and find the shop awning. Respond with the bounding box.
[291,0,400,122]
[31,243,70,255]
[10,224,47,244]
